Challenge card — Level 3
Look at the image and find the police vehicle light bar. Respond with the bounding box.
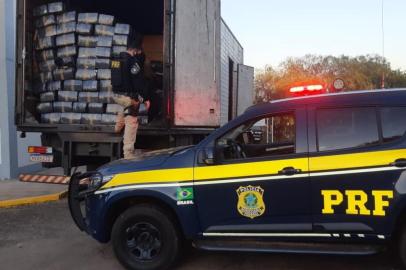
[290,84,324,93]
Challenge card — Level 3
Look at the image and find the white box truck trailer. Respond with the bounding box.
[14,0,253,174]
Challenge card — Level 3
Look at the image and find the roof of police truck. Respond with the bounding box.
[246,88,406,115]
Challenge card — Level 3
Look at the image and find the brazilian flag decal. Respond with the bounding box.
[177,187,194,201]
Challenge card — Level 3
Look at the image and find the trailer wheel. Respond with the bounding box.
[111,204,180,270]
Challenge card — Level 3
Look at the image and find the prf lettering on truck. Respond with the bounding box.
[321,190,394,216]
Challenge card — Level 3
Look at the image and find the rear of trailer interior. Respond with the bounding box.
[19,0,168,129]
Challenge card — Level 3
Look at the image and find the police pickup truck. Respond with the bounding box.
[69,89,406,270]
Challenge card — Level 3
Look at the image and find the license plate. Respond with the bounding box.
[30,154,54,163]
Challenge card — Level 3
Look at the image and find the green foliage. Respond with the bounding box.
[255,54,406,102]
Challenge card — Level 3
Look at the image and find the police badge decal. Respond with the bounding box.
[236,186,266,219]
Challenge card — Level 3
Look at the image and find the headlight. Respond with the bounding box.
[89,174,115,189]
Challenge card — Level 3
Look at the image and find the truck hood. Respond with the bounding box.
[97,146,194,176]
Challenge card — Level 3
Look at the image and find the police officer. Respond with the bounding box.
[112,32,150,159]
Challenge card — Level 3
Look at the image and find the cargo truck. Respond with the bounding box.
[15,0,254,175]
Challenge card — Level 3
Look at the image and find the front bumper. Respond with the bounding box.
[68,172,100,233]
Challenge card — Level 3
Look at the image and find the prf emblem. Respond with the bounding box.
[236,186,266,219]
[111,60,121,69]
[321,190,394,216]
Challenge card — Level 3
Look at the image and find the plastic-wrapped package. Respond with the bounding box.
[56,33,75,47]
[81,114,102,125]
[78,47,96,58]
[113,35,128,46]
[36,25,57,38]
[56,22,76,35]
[47,81,62,91]
[76,69,97,80]
[99,80,113,91]
[64,80,82,91]
[83,80,98,91]
[95,25,115,36]
[88,103,105,113]
[53,68,74,80]
[77,58,96,69]
[56,11,76,24]
[37,102,53,113]
[78,13,99,24]
[95,47,111,58]
[106,104,124,114]
[39,60,57,73]
[78,35,97,47]
[101,114,116,125]
[38,50,55,62]
[57,46,77,58]
[40,91,56,102]
[39,72,53,83]
[76,24,93,36]
[35,37,55,50]
[35,15,56,28]
[95,59,110,69]
[97,69,111,80]
[41,113,61,124]
[55,56,75,68]
[33,5,48,17]
[53,101,73,112]
[98,14,114,25]
[115,23,130,35]
[73,102,88,113]
[58,91,78,102]
[60,113,82,124]
[112,46,127,57]
[98,91,115,103]
[97,36,113,47]
[79,92,99,103]
[48,2,64,14]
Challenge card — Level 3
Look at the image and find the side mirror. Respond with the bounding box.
[198,147,215,165]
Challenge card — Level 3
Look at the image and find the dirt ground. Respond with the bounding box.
[0,200,400,270]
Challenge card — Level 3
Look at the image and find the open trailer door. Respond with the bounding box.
[173,0,221,127]
[237,64,254,116]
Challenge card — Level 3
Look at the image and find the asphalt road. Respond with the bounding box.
[0,201,400,270]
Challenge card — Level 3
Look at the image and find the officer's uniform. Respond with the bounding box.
[112,51,149,159]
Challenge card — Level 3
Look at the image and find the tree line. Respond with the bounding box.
[255,54,406,102]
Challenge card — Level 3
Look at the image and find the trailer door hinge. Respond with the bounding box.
[166,10,174,16]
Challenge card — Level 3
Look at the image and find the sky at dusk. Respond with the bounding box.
[221,0,406,71]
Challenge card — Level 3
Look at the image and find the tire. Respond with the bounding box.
[111,204,181,270]
[399,224,406,268]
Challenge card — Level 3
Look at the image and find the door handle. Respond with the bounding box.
[390,159,406,168]
[278,167,302,176]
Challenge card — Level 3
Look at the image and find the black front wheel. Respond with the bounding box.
[111,204,181,270]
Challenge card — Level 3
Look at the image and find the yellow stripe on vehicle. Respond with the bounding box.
[101,149,406,191]
[194,158,308,181]
[102,167,194,189]
[309,149,406,172]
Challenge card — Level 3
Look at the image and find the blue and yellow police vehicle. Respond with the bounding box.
[69,89,406,270]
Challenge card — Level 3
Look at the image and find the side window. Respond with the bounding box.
[216,112,296,161]
[317,107,379,152]
[381,107,406,142]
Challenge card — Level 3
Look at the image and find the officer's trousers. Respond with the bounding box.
[113,94,139,159]
[115,113,139,159]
